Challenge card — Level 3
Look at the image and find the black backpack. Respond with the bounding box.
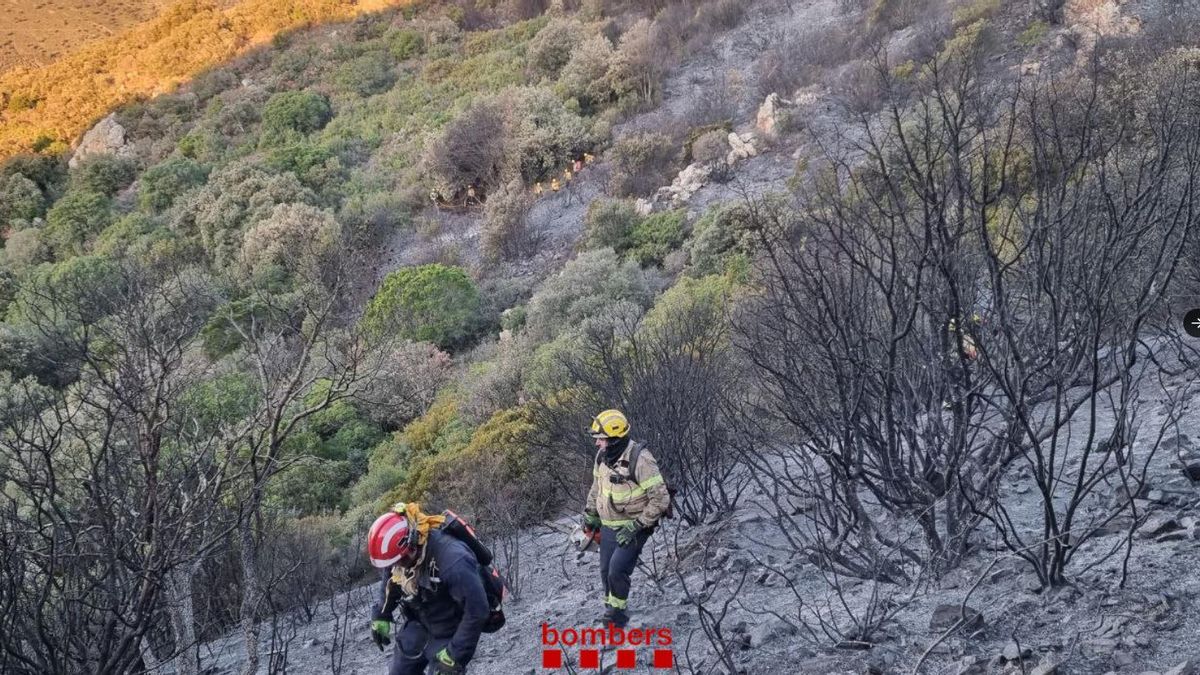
[613,443,678,521]
[439,510,507,633]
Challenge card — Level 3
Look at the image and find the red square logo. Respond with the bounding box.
[616,650,636,669]
[653,650,674,669]
[580,649,599,669]
[542,649,562,669]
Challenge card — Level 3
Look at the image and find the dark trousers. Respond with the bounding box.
[598,525,652,607]
[389,620,454,675]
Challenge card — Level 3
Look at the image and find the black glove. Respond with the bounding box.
[370,619,391,651]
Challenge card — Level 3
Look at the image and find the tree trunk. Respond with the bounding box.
[164,562,201,675]
[239,516,261,675]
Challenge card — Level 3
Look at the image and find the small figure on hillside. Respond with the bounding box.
[573,158,584,172]
[367,503,506,674]
[581,409,672,628]
[551,178,560,192]
[534,181,543,195]
[584,152,595,165]
[563,168,573,182]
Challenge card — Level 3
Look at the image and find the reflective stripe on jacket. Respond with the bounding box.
[585,441,670,528]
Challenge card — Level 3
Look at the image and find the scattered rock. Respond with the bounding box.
[954,655,986,675]
[929,604,986,634]
[657,162,710,205]
[726,132,758,165]
[1165,660,1196,675]
[69,113,132,169]
[1183,462,1200,482]
[1031,659,1061,675]
[1002,641,1032,662]
[749,618,798,647]
[1139,513,1183,539]
[1162,433,1192,454]
[634,198,653,216]
[1113,650,1135,667]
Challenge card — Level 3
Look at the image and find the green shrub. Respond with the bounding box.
[2,228,48,270]
[349,434,410,507]
[952,0,1001,27]
[259,90,333,146]
[1,154,67,198]
[556,34,614,112]
[583,198,639,250]
[271,457,353,514]
[177,160,316,270]
[69,154,136,197]
[507,86,593,183]
[139,156,209,212]
[607,131,679,197]
[363,264,482,349]
[10,255,123,326]
[43,191,112,258]
[335,51,397,96]
[523,248,656,342]
[1017,19,1049,47]
[7,92,38,111]
[200,297,271,359]
[0,173,46,224]
[622,209,686,267]
[686,201,761,276]
[94,213,176,260]
[526,18,584,80]
[238,203,343,283]
[0,268,15,316]
[388,29,426,60]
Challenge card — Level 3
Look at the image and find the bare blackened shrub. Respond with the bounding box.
[424,98,510,200]
[684,69,744,127]
[607,131,681,197]
[738,50,1200,588]
[695,0,747,32]
[481,180,539,261]
[505,0,550,21]
[754,24,856,99]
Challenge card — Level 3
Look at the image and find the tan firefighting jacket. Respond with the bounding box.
[585,441,670,528]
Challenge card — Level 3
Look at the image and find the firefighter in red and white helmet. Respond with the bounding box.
[366,506,491,675]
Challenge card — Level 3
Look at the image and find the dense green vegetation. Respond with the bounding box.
[0,6,758,662]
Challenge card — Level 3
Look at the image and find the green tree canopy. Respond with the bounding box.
[363,264,481,349]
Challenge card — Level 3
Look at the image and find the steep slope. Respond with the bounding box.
[196,367,1200,674]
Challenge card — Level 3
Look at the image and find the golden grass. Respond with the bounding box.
[0,0,419,160]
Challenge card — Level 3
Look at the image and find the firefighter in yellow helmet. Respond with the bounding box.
[582,409,670,628]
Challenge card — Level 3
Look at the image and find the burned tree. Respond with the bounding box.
[739,47,1200,586]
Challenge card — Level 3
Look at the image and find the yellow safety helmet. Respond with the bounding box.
[589,409,630,439]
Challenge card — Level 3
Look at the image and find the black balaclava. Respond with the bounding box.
[604,436,630,467]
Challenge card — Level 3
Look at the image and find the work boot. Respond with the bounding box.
[603,606,629,629]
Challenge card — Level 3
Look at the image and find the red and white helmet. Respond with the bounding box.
[367,511,417,568]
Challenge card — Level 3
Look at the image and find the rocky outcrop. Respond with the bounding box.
[727,131,758,165]
[756,92,793,142]
[69,113,131,169]
[656,162,710,206]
